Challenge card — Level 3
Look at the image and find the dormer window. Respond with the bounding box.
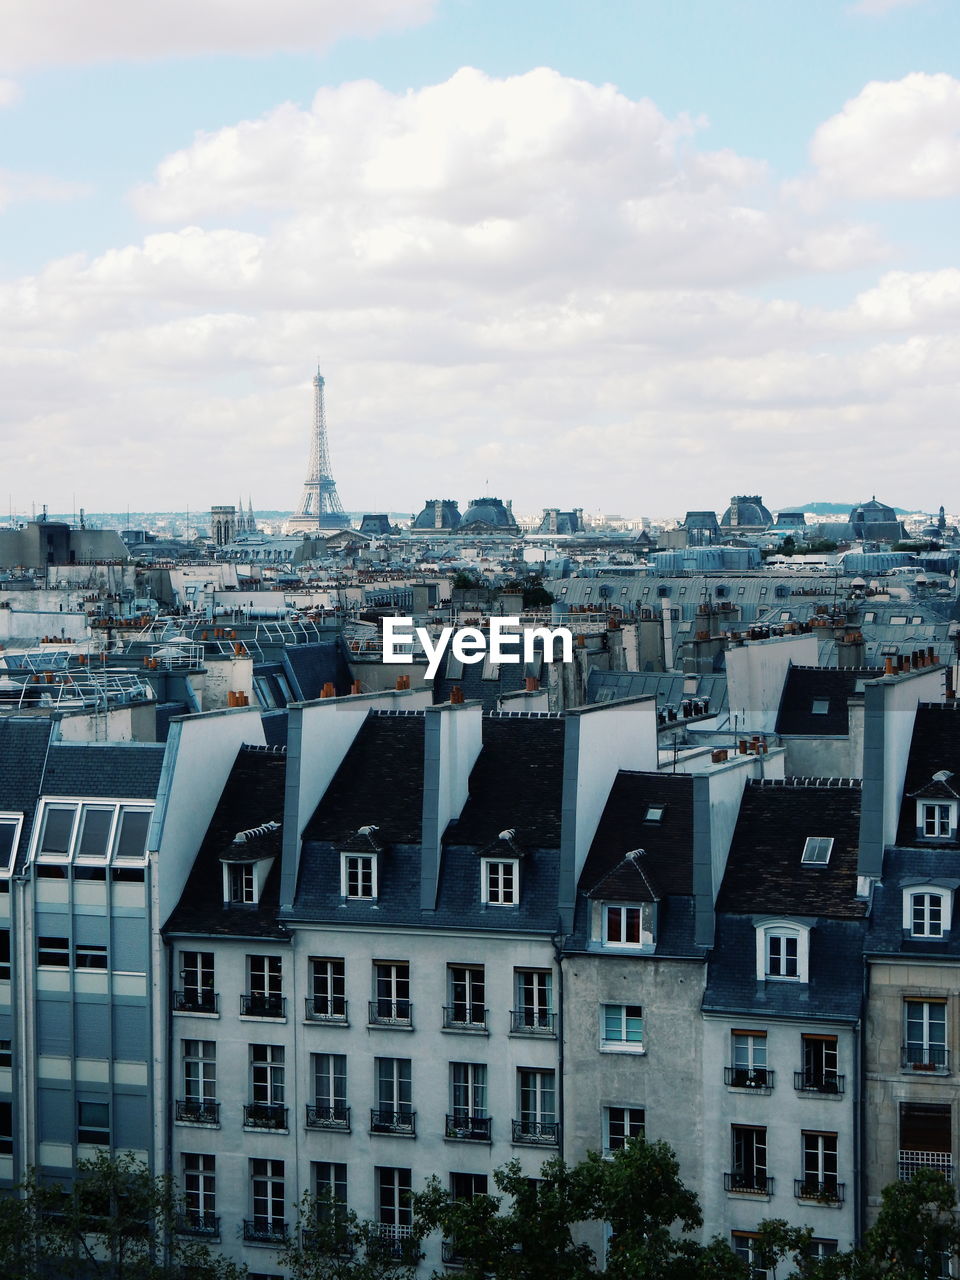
[221,820,279,908]
[756,920,810,983]
[912,772,959,841]
[229,863,256,905]
[482,859,518,905]
[342,854,376,900]
[602,903,655,950]
[922,804,953,838]
[902,885,954,939]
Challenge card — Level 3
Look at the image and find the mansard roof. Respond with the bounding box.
[41,741,166,800]
[715,778,865,919]
[775,665,882,737]
[579,771,694,900]
[896,704,960,844]
[866,846,960,957]
[0,717,53,860]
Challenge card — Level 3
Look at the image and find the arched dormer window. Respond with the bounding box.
[756,920,811,983]
[902,883,956,939]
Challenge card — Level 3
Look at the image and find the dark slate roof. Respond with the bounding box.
[41,742,166,800]
[164,744,287,938]
[445,715,566,848]
[579,771,694,899]
[431,647,537,712]
[0,717,53,863]
[261,709,289,748]
[302,712,426,844]
[702,915,865,1021]
[896,704,960,844]
[775,665,882,736]
[866,846,960,956]
[586,670,728,716]
[715,779,865,919]
[282,641,354,702]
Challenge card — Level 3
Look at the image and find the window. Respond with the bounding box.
[35,801,151,865]
[729,1031,770,1088]
[245,955,284,1017]
[644,804,664,823]
[604,904,641,945]
[922,803,953,838]
[373,962,411,1025]
[604,1106,644,1153]
[799,1035,841,1093]
[0,930,9,981]
[799,1132,840,1201]
[342,853,376,900]
[228,863,256,905]
[38,935,69,967]
[373,1058,413,1133]
[0,1039,11,1069]
[450,1062,487,1133]
[808,1241,839,1262]
[38,805,75,859]
[308,957,346,1020]
[811,698,829,714]
[447,965,485,1029]
[729,1125,768,1194]
[516,1069,557,1143]
[182,1153,217,1234]
[114,808,150,861]
[899,1102,953,1182]
[904,999,948,1071]
[482,859,518,905]
[251,1044,285,1106]
[248,1159,285,1241]
[312,1053,348,1126]
[0,815,23,875]
[513,970,554,1033]
[731,1233,770,1279]
[183,1040,216,1108]
[76,807,113,861]
[313,1161,348,1219]
[376,1166,413,1234]
[74,942,107,969]
[178,951,216,1014]
[77,1099,110,1145]
[908,891,949,938]
[601,1004,644,1052]
[757,921,809,982]
[801,837,833,866]
[0,1100,11,1155]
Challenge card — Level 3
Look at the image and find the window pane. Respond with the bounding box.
[116,810,150,860]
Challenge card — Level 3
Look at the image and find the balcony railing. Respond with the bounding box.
[176,1211,219,1237]
[724,1067,774,1091]
[243,1219,288,1245]
[443,1005,488,1032]
[306,1103,351,1131]
[240,992,286,1018]
[795,1178,844,1204]
[305,995,348,1023]
[899,1150,954,1182]
[724,1172,773,1195]
[370,1108,416,1136]
[376,1223,420,1262]
[243,1102,288,1130]
[512,1119,559,1145]
[509,1009,557,1036]
[442,1240,466,1265]
[172,988,218,1014]
[902,1044,950,1072]
[368,1000,413,1027]
[175,1099,220,1125]
[794,1071,845,1095]
[445,1113,492,1141]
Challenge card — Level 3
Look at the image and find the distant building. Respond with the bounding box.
[411,500,461,532]
[536,508,584,535]
[720,496,773,532]
[210,506,237,548]
[0,519,129,569]
[681,511,722,545]
[358,514,397,536]
[458,497,520,535]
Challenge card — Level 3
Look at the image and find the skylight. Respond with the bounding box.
[811,699,830,715]
[801,836,834,865]
[644,805,665,824]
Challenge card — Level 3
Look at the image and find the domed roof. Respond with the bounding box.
[849,497,897,524]
[460,497,517,530]
[719,495,772,528]
[412,499,461,531]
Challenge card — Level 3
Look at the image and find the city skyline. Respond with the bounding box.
[1,0,959,513]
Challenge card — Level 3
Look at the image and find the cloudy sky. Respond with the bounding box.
[1,0,959,519]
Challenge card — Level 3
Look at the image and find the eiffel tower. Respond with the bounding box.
[289,369,347,531]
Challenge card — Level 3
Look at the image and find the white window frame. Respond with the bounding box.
[481,858,518,905]
[603,1105,644,1154]
[903,888,952,938]
[0,813,23,878]
[183,1152,216,1222]
[600,1003,645,1053]
[601,903,651,949]
[756,920,810,983]
[250,1158,285,1231]
[183,1039,217,1104]
[801,837,834,866]
[32,799,152,866]
[904,998,948,1071]
[919,802,956,839]
[341,852,377,900]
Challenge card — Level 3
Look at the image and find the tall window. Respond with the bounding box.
[730,1125,768,1193]
[604,1106,644,1153]
[514,970,553,1032]
[183,1040,216,1106]
[374,1058,413,1131]
[517,1069,556,1137]
[309,957,346,1019]
[249,1159,285,1235]
[376,1167,413,1236]
[601,1004,644,1050]
[730,1031,768,1088]
[904,1000,948,1070]
[246,955,283,1017]
[229,863,256,905]
[731,1233,769,1280]
[766,931,798,978]
[374,962,411,1024]
[448,966,485,1028]
[911,892,946,938]
[800,1035,840,1092]
[800,1132,839,1200]
[312,1053,347,1124]
[482,859,518,905]
[251,1045,285,1105]
[342,854,375,900]
[179,951,215,1013]
[899,1102,953,1182]
[313,1161,348,1218]
[451,1063,487,1125]
[182,1153,216,1232]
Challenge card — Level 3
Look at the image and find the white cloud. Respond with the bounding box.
[809,73,960,199]
[0,78,20,106]
[0,0,435,71]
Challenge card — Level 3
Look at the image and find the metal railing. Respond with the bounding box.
[794,1071,845,1095]
[370,1108,416,1136]
[241,993,286,1018]
[243,1102,288,1130]
[902,1044,950,1071]
[173,989,218,1014]
[445,1114,491,1141]
[724,1172,773,1195]
[305,995,348,1023]
[509,1009,556,1035]
[175,1100,220,1125]
[376,1223,420,1262]
[306,1103,351,1131]
[795,1179,844,1204]
[369,1000,413,1027]
[724,1067,774,1090]
[443,1005,488,1031]
[243,1219,288,1244]
[899,1150,954,1182]
[176,1212,219,1237]
[512,1119,559,1145]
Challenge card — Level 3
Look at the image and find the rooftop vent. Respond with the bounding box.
[232,820,280,844]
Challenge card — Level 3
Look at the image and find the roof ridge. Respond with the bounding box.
[752,777,862,789]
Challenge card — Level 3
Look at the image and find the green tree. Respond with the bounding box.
[280,1189,421,1280]
[850,1169,960,1280]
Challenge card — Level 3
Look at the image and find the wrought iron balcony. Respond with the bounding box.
[512,1119,559,1145]
[901,1044,950,1072]
[442,1005,488,1031]
[445,1113,492,1141]
[724,1067,774,1091]
[368,999,413,1027]
[376,1223,420,1262]
[370,1107,416,1136]
[304,995,348,1023]
[794,1070,845,1095]
[172,988,218,1014]
[899,1150,954,1182]
[243,1218,288,1245]
[794,1178,844,1204]
[724,1172,773,1195]
[176,1211,219,1237]
[175,1099,220,1125]
[240,992,286,1018]
[509,1009,556,1035]
[306,1103,351,1131]
[243,1102,288,1130]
